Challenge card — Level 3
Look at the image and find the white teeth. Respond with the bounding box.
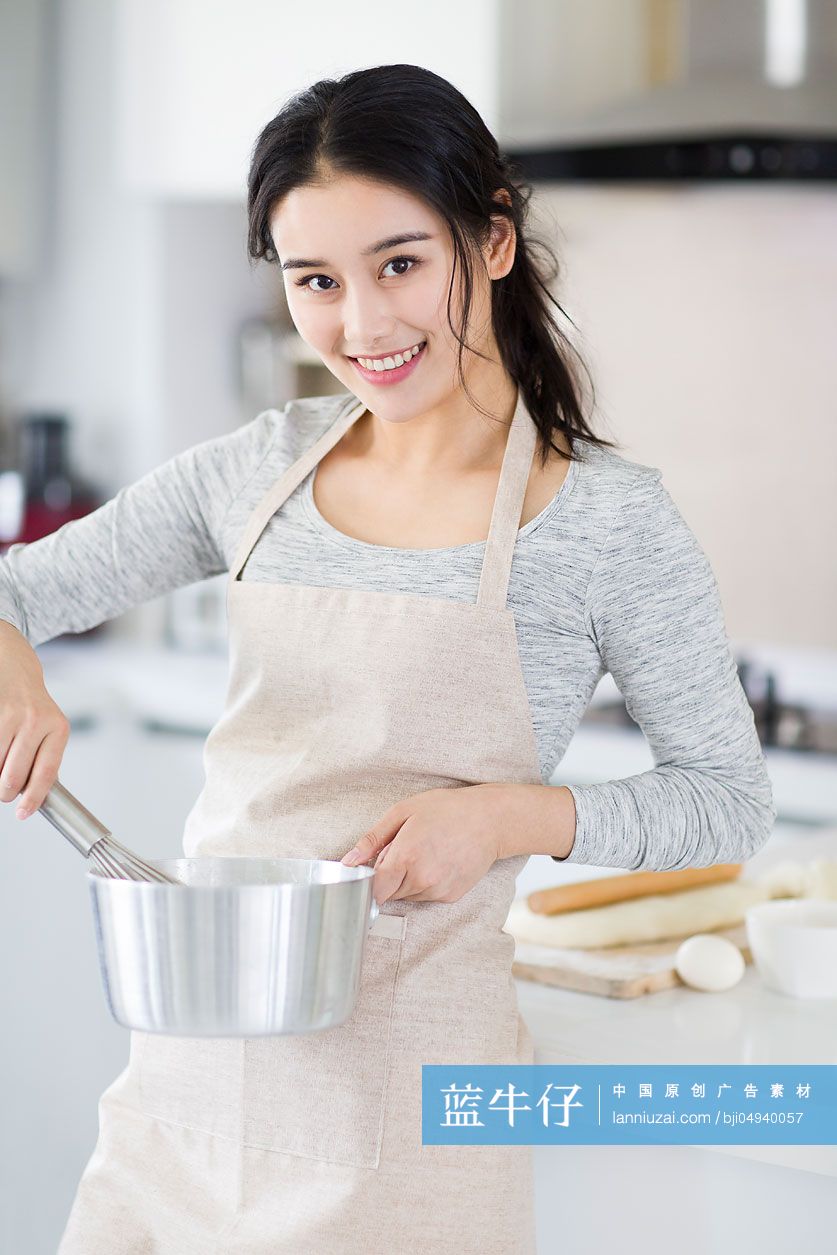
[357,342,424,371]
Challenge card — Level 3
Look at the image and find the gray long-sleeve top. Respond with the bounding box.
[0,391,776,869]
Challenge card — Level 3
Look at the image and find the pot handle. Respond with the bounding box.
[368,894,379,930]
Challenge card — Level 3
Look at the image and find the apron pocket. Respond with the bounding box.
[241,920,406,1170]
[137,1032,243,1139]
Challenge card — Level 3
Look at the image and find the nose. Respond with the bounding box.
[341,282,397,355]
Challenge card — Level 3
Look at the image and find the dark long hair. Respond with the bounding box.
[247,63,617,468]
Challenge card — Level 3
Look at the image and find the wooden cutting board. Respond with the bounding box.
[511,923,752,999]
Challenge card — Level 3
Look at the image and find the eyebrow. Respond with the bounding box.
[279,231,434,272]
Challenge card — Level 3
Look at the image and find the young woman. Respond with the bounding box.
[0,64,774,1254]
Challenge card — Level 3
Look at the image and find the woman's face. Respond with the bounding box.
[269,174,510,425]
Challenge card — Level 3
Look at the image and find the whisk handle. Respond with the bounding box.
[38,780,111,858]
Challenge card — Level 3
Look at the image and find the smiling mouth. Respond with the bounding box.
[347,341,426,365]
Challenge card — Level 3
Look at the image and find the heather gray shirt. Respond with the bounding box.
[0,392,776,870]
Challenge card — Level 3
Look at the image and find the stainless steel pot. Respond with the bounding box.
[87,856,380,1037]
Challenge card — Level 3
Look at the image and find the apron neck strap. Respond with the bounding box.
[229,397,366,583]
[476,386,538,610]
[230,389,539,610]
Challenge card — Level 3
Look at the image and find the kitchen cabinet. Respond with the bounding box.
[113,0,500,199]
[0,0,48,274]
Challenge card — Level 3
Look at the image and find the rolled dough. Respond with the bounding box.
[504,881,771,949]
[503,860,837,950]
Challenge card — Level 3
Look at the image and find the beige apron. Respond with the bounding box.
[59,388,544,1255]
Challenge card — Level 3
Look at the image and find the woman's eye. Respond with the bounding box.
[296,274,336,293]
[382,255,419,278]
[294,255,420,293]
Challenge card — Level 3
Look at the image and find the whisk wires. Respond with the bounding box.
[38,779,182,885]
[89,835,182,885]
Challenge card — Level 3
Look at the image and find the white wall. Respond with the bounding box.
[529,183,837,650]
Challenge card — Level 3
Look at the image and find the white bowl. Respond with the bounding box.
[745,899,837,999]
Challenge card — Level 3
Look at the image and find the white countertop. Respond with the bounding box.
[514,827,837,1178]
[36,636,231,732]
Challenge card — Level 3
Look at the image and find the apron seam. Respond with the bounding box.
[130,1108,385,1169]
[230,585,526,618]
[372,916,409,1170]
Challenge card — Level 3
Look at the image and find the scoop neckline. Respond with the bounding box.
[298,448,581,556]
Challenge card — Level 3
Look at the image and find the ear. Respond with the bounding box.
[486,187,516,280]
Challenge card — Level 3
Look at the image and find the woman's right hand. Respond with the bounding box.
[0,621,71,820]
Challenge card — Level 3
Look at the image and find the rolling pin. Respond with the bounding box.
[527,862,743,916]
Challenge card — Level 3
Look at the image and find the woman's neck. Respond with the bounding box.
[351,369,520,477]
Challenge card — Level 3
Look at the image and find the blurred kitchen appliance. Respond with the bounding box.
[237,315,347,417]
[1,412,105,640]
[500,0,837,180]
[0,469,24,554]
[16,412,101,543]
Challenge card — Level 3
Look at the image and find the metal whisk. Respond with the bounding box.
[38,779,182,885]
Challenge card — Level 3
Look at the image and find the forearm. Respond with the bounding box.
[491,757,775,871]
[495,782,577,860]
[557,760,775,871]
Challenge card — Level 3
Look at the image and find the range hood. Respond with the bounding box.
[499,0,837,180]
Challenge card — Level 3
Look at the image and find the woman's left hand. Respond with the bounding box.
[340,782,523,905]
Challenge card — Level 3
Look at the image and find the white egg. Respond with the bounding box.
[674,933,746,992]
